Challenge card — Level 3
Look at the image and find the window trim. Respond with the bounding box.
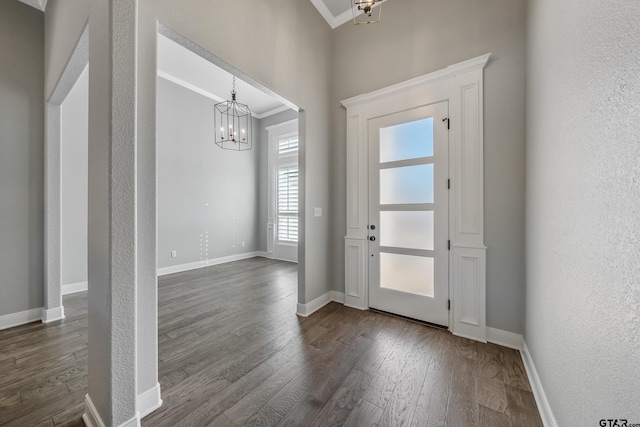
[266,119,299,262]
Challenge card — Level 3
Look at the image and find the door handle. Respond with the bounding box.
[369,236,376,241]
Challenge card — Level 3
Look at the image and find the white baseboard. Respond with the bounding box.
[137,383,162,418]
[521,342,558,427]
[296,291,345,317]
[0,307,43,331]
[62,281,88,295]
[487,327,524,350]
[42,306,65,323]
[62,253,269,290]
[260,251,298,263]
[82,394,106,427]
[463,327,551,426]
[157,252,262,276]
[83,394,141,427]
[329,290,345,304]
[119,415,141,427]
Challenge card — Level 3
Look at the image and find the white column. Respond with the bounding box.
[84,0,140,426]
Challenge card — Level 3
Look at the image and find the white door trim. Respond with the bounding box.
[341,53,490,342]
[44,24,89,323]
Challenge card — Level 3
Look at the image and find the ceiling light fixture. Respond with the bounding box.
[214,76,252,151]
[352,0,383,25]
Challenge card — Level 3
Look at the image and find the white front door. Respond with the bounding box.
[368,102,449,326]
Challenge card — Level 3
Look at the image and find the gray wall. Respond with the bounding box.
[330,0,527,333]
[44,3,332,407]
[57,74,262,280]
[526,0,640,423]
[60,67,88,286]
[139,1,333,304]
[43,1,527,329]
[157,77,260,268]
[46,0,333,304]
[257,109,299,253]
[0,1,44,317]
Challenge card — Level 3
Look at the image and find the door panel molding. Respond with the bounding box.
[341,53,490,342]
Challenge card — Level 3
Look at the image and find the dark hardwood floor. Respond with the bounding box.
[0,257,542,426]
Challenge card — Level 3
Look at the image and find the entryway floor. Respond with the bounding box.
[0,257,542,426]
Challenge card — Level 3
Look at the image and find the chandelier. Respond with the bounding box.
[214,76,252,151]
[352,0,383,25]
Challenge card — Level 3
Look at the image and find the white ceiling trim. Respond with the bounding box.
[158,70,225,103]
[257,105,292,120]
[157,71,289,120]
[18,0,47,12]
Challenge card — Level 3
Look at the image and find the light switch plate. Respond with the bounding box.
[314,207,322,217]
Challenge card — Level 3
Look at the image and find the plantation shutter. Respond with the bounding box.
[277,166,298,243]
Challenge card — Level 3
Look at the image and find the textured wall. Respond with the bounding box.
[526,0,640,423]
[85,0,139,423]
[60,67,88,286]
[0,1,44,317]
[157,77,260,268]
[331,0,527,333]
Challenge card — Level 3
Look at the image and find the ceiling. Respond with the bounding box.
[18,0,354,29]
[19,0,371,30]
[309,0,386,29]
[157,35,290,119]
[309,0,354,29]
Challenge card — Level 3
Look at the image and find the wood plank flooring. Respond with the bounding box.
[0,257,543,426]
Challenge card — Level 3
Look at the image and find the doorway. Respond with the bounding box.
[266,118,299,263]
[367,102,449,326]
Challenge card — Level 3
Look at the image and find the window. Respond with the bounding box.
[266,119,299,262]
[277,165,298,242]
[278,134,298,154]
[276,132,298,243]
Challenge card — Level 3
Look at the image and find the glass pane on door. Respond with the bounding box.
[380,211,434,250]
[380,253,434,297]
[380,118,434,162]
[379,164,434,205]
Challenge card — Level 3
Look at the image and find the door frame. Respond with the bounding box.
[266,118,300,263]
[341,54,490,342]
